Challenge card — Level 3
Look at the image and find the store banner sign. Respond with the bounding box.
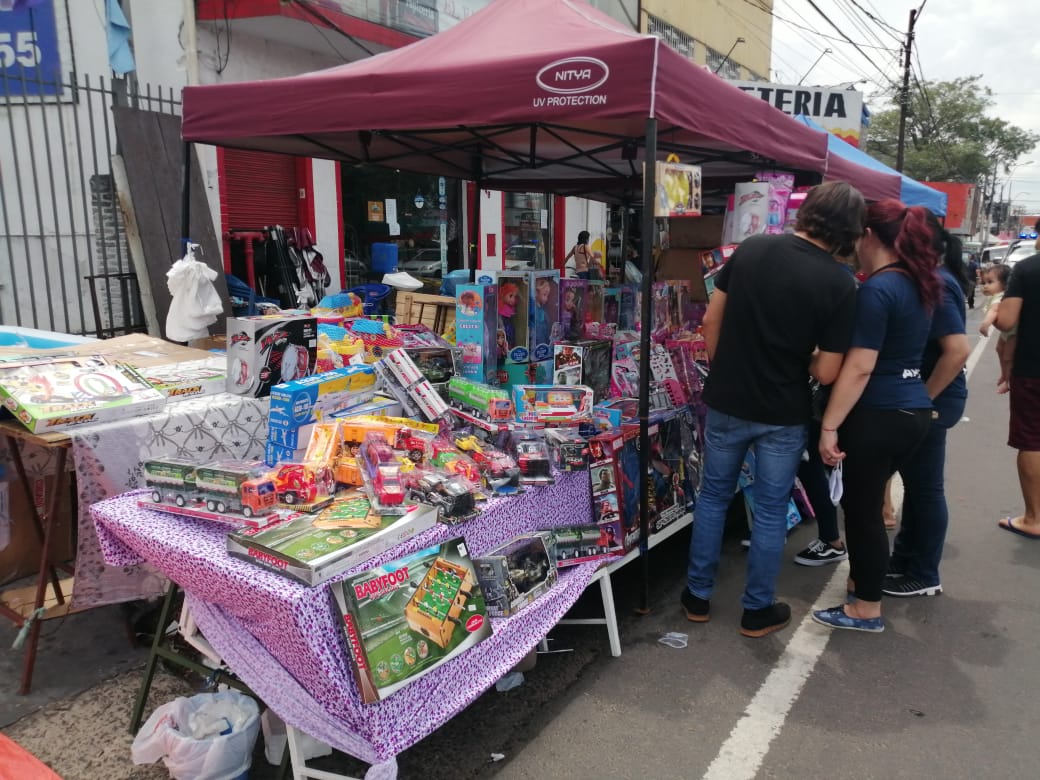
[0,0,61,97]
[729,80,865,148]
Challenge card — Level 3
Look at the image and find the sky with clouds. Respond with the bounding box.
[765,0,1040,211]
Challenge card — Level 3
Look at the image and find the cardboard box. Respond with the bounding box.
[226,314,317,398]
[668,214,725,248]
[268,365,377,431]
[226,494,438,586]
[0,355,166,433]
[527,270,560,363]
[541,523,622,567]
[558,279,588,342]
[267,395,402,448]
[552,340,611,401]
[331,536,492,703]
[455,284,499,384]
[135,356,227,399]
[497,359,552,391]
[653,250,709,302]
[0,472,75,587]
[474,271,530,364]
[652,160,702,218]
[473,535,558,617]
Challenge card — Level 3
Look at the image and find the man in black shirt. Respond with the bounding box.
[683,181,862,637]
[995,227,1040,539]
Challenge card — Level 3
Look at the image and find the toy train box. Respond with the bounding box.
[512,384,593,424]
[473,535,558,618]
[227,492,437,586]
[268,365,377,431]
[331,537,492,704]
[137,356,227,399]
[0,354,166,433]
[540,523,623,568]
[226,314,317,398]
[455,283,499,384]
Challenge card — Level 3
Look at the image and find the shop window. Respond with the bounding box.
[503,192,552,270]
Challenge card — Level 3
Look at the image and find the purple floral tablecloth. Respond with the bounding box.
[92,473,611,778]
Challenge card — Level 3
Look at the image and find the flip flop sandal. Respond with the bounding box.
[998,516,1040,540]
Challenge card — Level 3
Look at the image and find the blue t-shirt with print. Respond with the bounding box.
[850,268,932,410]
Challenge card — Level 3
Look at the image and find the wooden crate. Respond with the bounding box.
[395,292,457,334]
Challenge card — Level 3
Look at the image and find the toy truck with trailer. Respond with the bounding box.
[143,458,278,519]
[446,376,514,422]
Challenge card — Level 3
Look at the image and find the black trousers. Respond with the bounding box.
[839,406,932,601]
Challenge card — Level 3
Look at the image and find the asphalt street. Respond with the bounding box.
[499,301,1039,779]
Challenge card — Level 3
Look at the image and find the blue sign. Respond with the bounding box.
[0,1,61,97]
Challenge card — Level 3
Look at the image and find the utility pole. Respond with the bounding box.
[894,8,918,173]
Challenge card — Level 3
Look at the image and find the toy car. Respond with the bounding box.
[409,472,475,519]
[453,434,484,453]
[514,435,552,482]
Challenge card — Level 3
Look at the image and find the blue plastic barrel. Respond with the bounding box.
[370,243,399,273]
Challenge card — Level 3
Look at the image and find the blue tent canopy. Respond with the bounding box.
[795,115,947,216]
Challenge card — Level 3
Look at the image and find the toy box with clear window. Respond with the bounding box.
[617,423,650,550]
[558,279,588,342]
[226,314,317,398]
[618,285,638,331]
[552,340,611,401]
[647,409,690,534]
[585,280,605,330]
[498,359,552,391]
[455,284,499,384]
[475,270,530,364]
[331,537,492,704]
[473,535,558,617]
[268,365,377,431]
[542,523,622,567]
[588,429,634,548]
[527,270,560,363]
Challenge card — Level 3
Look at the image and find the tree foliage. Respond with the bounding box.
[863,75,1038,184]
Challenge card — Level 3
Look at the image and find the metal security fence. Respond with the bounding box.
[0,72,179,337]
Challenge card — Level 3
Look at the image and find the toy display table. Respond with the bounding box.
[92,473,613,779]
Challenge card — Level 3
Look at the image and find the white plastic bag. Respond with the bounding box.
[166,243,224,342]
[131,691,260,780]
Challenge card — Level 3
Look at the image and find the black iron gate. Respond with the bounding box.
[0,72,179,337]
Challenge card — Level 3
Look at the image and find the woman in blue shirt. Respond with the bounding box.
[814,201,942,633]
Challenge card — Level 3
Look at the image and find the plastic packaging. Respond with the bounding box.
[131,691,261,780]
[166,244,224,342]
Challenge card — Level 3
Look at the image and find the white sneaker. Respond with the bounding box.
[793,539,848,567]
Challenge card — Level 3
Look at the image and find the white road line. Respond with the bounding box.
[702,563,848,780]
[703,330,988,780]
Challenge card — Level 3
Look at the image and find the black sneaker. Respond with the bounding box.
[793,539,848,567]
[740,602,791,637]
[882,576,942,598]
[680,588,710,623]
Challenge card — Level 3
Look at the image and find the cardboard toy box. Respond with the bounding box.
[227,493,437,586]
[0,355,166,433]
[527,270,560,363]
[473,535,558,617]
[267,394,402,448]
[474,270,530,364]
[541,523,622,568]
[226,314,317,398]
[552,340,611,401]
[135,356,227,400]
[558,278,588,342]
[331,536,493,704]
[455,283,499,384]
[268,365,377,431]
[497,359,552,391]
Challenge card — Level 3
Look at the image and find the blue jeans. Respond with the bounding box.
[892,395,964,586]
[687,408,807,610]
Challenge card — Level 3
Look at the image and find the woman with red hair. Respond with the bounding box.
[814,200,940,633]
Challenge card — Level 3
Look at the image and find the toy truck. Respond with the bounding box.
[271,462,334,506]
[360,432,406,506]
[447,376,514,422]
[406,471,475,521]
[513,434,553,483]
[143,458,277,519]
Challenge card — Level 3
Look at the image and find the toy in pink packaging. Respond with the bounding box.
[732,182,770,242]
[558,279,588,341]
[783,190,809,233]
[756,171,796,236]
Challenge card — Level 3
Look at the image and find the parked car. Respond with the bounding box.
[398,248,444,277]
[504,244,541,270]
[1004,242,1038,267]
[980,245,1010,266]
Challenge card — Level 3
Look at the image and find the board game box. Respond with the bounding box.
[226,492,437,586]
[0,354,166,433]
[331,537,492,704]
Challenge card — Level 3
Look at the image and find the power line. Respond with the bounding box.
[846,0,904,40]
[800,0,895,81]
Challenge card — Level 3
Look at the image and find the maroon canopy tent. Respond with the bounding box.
[179,0,898,609]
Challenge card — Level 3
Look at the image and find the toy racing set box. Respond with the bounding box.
[136,356,227,400]
[473,535,558,618]
[0,354,166,433]
[227,492,437,586]
[331,537,493,704]
[226,313,317,398]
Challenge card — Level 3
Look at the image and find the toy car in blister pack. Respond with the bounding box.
[405,469,476,523]
[512,432,553,485]
[358,431,407,512]
[544,428,590,471]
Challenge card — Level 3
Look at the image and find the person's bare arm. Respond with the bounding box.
[702,290,727,362]
[810,350,845,385]
[996,297,1023,333]
[819,347,878,464]
[925,333,971,399]
[979,302,999,336]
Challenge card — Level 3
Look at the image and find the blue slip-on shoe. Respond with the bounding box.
[812,605,884,633]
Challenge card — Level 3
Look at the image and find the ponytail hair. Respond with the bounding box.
[865,200,942,309]
[924,209,969,295]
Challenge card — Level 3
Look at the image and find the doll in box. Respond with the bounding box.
[499,282,520,352]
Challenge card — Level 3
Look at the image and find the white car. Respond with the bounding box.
[1004,242,1038,267]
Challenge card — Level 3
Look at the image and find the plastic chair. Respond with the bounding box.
[347,283,393,316]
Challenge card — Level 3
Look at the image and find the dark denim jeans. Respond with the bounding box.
[892,395,965,586]
[687,408,807,610]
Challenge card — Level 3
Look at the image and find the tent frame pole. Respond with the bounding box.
[181,141,192,256]
[636,118,658,615]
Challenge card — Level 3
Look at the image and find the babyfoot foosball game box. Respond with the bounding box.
[331,537,492,704]
[227,492,437,586]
